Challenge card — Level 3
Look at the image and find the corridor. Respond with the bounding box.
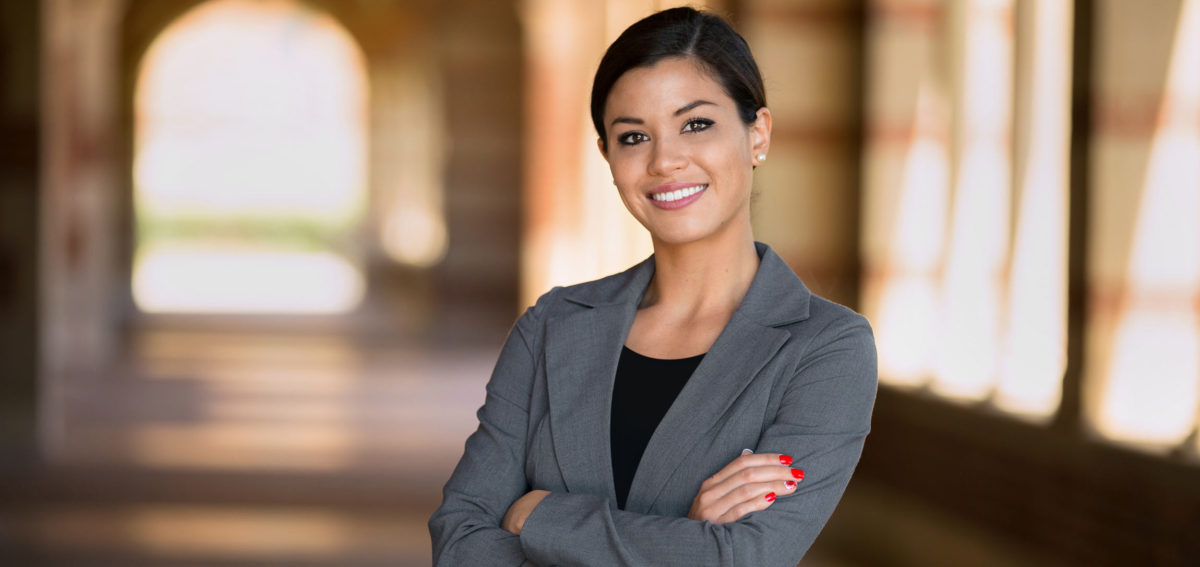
[4,0,1198,564]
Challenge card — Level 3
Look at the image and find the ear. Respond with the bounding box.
[596,136,608,161]
[749,107,772,166]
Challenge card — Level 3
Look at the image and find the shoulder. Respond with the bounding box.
[745,243,872,343]
[525,257,652,319]
[780,289,874,350]
[749,246,874,380]
[776,292,877,387]
[800,293,873,339]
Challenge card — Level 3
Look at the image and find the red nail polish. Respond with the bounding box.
[779,455,793,466]
[785,480,797,490]
[765,492,776,502]
[791,469,805,480]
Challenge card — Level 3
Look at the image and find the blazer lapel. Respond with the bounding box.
[540,243,810,512]
[624,314,789,513]
[544,303,634,503]
[624,243,810,513]
[543,258,653,505]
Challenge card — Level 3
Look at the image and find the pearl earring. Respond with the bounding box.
[756,153,767,163]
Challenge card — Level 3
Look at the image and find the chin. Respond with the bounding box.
[647,226,717,247]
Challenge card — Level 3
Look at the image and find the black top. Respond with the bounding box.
[610,345,705,510]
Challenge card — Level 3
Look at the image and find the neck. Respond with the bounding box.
[642,222,759,317]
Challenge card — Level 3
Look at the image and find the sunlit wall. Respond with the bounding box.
[1086,0,1200,450]
[867,0,1200,453]
[862,0,1071,419]
[994,0,1072,416]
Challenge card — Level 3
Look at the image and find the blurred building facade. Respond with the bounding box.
[0,0,1197,565]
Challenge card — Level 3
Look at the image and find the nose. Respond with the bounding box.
[647,137,687,177]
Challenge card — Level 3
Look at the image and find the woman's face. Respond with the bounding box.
[601,56,770,247]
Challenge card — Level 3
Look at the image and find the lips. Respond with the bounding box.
[648,183,708,210]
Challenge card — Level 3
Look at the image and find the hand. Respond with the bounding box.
[687,449,804,524]
[502,489,550,535]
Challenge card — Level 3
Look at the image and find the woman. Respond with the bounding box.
[429,7,877,566]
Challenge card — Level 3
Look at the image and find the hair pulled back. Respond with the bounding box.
[590,7,766,152]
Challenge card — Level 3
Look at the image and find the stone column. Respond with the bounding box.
[741,0,864,307]
[0,0,42,463]
[39,0,127,459]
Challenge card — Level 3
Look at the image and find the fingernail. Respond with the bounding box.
[791,469,805,480]
[765,492,776,502]
[785,480,797,490]
[779,455,793,466]
[741,448,754,456]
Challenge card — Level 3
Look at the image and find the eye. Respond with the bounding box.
[616,131,649,146]
[682,117,714,133]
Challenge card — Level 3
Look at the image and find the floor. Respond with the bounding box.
[1,323,501,566]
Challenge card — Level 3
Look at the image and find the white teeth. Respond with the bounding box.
[652,184,707,202]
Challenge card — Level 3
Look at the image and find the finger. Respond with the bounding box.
[704,459,803,502]
[713,485,779,524]
[695,464,804,519]
[705,452,794,486]
[691,467,803,522]
[704,474,796,519]
[716,476,806,523]
[773,478,801,498]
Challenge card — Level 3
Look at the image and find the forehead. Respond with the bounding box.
[604,57,731,117]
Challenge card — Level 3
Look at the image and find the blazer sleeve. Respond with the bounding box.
[517,314,878,567]
[428,301,546,566]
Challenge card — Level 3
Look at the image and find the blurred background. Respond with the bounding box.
[0,0,1197,565]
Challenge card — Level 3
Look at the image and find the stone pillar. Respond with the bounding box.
[0,0,41,463]
[39,0,127,458]
[741,0,864,307]
[520,0,631,308]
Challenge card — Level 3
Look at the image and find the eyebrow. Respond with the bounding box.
[608,99,718,129]
[673,99,716,116]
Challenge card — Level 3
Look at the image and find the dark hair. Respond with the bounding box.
[590,7,766,152]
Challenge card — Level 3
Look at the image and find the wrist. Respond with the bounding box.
[503,489,551,535]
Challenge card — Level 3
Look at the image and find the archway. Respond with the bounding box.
[132,0,369,314]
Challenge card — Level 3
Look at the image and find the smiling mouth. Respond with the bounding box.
[650,184,708,203]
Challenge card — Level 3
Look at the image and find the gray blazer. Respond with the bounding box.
[429,242,878,566]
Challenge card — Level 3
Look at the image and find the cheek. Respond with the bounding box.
[610,168,643,206]
[696,144,741,181]
[609,156,644,189]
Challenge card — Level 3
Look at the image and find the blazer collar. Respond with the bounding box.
[560,242,812,328]
[545,242,811,510]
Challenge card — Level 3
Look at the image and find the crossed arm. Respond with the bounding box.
[504,450,804,535]
[429,306,877,566]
